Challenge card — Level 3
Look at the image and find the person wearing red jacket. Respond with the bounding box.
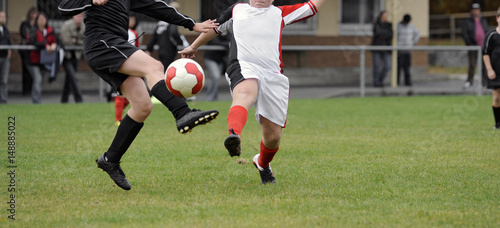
[27,12,57,103]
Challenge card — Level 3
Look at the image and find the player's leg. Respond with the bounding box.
[118,50,218,133]
[259,116,282,165]
[96,76,150,190]
[224,79,258,157]
[252,116,281,184]
[492,88,500,129]
[118,51,189,117]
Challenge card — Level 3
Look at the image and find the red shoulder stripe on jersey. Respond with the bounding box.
[279,1,317,17]
[279,3,305,17]
[308,1,318,14]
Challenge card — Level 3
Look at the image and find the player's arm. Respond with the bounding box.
[131,0,217,32]
[58,0,95,17]
[483,31,496,80]
[483,55,496,80]
[179,29,219,59]
[310,0,325,9]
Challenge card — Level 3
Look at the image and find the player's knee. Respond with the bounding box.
[142,60,165,83]
[137,100,154,118]
[494,97,500,107]
[144,101,154,116]
[264,132,282,147]
[493,91,500,106]
[150,60,164,75]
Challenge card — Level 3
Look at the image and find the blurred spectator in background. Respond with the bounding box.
[0,11,11,104]
[371,11,393,87]
[28,12,58,104]
[397,14,419,87]
[145,2,188,69]
[203,32,230,101]
[461,3,489,88]
[19,7,37,96]
[60,13,85,103]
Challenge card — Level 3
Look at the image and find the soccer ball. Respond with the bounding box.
[165,58,205,98]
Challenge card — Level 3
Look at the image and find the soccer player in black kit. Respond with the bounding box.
[58,0,219,190]
[484,7,500,129]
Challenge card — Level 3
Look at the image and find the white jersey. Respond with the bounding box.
[217,2,317,74]
[216,2,318,127]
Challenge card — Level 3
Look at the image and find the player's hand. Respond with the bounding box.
[93,0,109,6]
[193,19,219,33]
[487,69,496,80]
[178,46,197,59]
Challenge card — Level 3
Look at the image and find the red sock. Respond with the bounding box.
[227,105,248,135]
[259,140,279,168]
[115,96,129,122]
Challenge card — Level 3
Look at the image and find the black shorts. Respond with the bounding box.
[487,77,500,90]
[83,33,139,90]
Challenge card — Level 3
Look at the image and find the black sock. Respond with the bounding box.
[150,80,190,120]
[493,106,500,126]
[105,114,144,163]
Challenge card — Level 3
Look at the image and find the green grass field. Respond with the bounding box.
[1,96,499,227]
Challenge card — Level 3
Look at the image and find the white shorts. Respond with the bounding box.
[226,61,289,127]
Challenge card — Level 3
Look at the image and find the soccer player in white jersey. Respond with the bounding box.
[180,0,325,184]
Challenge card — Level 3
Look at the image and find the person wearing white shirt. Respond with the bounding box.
[397,14,420,86]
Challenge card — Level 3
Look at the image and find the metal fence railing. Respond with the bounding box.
[0,45,483,99]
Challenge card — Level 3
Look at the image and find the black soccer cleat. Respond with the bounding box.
[176,109,219,134]
[224,129,241,157]
[253,154,276,184]
[96,153,131,190]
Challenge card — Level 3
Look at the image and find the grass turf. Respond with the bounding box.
[0,96,499,227]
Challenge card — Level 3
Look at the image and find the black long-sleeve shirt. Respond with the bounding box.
[58,0,196,42]
[372,20,393,53]
[0,24,11,57]
[484,29,500,79]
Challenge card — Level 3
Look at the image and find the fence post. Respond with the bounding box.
[476,47,483,96]
[360,46,366,98]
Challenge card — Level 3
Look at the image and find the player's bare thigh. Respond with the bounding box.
[118,50,165,89]
[231,79,259,110]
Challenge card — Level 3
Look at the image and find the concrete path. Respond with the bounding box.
[4,78,490,104]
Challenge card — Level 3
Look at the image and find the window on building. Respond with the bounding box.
[339,0,384,36]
